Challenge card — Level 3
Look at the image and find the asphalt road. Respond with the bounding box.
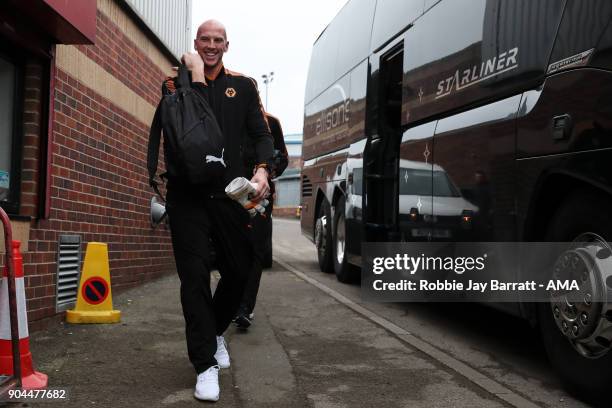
[3,217,597,407]
[271,217,593,408]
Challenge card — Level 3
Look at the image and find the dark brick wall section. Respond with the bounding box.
[20,61,43,218]
[6,9,176,328]
[20,66,175,324]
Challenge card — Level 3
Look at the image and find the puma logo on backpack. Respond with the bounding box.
[205,148,226,167]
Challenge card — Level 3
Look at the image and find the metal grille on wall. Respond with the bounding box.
[55,235,82,312]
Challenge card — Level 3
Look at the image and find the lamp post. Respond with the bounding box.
[261,71,274,110]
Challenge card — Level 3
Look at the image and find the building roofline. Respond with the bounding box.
[117,0,180,65]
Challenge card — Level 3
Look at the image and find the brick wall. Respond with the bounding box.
[288,157,303,170]
[20,61,43,219]
[74,10,167,107]
[6,0,178,329]
[273,207,300,218]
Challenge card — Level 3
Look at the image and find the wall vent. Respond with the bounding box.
[55,235,82,312]
[301,175,313,197]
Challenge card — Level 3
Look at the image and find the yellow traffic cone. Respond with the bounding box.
[66,242,121,323]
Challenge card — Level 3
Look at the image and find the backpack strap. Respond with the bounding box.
[147,101,164,200]
[176,64,191,89]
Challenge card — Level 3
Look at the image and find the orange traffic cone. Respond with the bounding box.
[0,240,48,388]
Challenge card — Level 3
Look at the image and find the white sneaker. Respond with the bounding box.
[194,365,220,401]
[215,336,230,368]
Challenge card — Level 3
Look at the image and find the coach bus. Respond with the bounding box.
[300,0,612,400]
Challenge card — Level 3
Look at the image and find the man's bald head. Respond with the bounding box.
[194,19,229,70]
[196,19,227,40]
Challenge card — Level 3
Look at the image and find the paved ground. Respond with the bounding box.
[271,219,595,408]
[9,266,503,407]
[15,266,506,407]
[1,218,599,407]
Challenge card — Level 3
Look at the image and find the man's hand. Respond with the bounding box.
[179,52,206,84]
[250,168,270,202]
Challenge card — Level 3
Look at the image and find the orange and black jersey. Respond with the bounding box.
[163,66,274,190]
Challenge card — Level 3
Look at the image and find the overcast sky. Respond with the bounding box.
[191,0,347,135]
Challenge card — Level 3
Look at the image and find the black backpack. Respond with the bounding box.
[147,65,225,194]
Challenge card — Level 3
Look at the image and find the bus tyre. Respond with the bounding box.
[333,200,356,283]
[315,201,333,273]
[540,191,612,404]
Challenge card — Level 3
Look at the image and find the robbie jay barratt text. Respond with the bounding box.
[371,279,581,292]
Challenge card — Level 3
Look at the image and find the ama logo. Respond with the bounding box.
[546,280,580,291]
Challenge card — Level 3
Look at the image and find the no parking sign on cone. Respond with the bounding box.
[66,242,120,324]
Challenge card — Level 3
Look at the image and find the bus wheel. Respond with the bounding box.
[333,199,356,283]
[315,201,333,273]
[540,191,612,404]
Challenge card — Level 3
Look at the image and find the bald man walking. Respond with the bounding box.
[162,20,274,402]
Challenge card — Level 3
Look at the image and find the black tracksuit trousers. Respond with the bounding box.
[239,200,272,315]
[166,186,252,374]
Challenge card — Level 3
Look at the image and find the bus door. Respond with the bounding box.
[363,40,404,243]
[432,96,522,243]
[397,122,436,242]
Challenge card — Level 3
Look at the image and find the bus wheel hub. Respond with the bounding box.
[550,234,612,359]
